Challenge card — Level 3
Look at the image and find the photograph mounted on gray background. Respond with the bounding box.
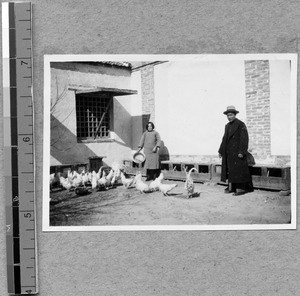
[43,54,297,231]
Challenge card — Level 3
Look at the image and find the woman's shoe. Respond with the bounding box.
[224,187,235,194]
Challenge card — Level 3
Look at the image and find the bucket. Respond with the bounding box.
[132,150,146,164]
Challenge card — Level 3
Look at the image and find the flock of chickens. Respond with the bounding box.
[50,162,198,198]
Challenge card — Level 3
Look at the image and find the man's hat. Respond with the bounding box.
[223,105,239,115]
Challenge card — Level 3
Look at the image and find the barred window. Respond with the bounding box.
[75,92,113,140]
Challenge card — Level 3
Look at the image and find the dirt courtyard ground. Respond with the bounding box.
[49,178,292,227]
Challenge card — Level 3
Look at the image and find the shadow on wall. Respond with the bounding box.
[159,141,170,161]
[142,114,151,131]
[113,98,134,149]
[131,115,143,150]
[51,114,104,166]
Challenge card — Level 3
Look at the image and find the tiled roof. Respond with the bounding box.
[82,61,132,68]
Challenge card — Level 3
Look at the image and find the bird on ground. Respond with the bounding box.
[97,169,109,189]
[50,173,60,191]
[59,176,72,190]
[67,169,74,183]
[120,171,136,189]
[184,167,198,198]
[71,171,83,188]
[134,173,151,193]
[91,171,98,189]
[158,183,178,196]
[81,169,90,186]
[149,172,164,191]
[105,169,114,185]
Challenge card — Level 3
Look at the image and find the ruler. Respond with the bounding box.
[2,2,37,295]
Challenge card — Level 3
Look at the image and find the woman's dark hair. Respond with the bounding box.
[146,121,155,131]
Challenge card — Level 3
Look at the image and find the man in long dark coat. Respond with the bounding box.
[218,106,253,195]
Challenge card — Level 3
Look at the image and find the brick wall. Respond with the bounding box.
[141,65,155,130]
[245,60,271,158]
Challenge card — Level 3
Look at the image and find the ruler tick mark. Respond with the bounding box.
[5,3,36,293]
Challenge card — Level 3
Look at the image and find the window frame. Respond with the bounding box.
[75,91,114,143]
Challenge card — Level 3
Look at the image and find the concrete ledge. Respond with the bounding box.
[123,160,291,191]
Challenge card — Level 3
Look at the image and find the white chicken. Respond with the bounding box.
[106,169,114,185]
[134,173,151,193]
[97,168,114,190]
[87,172,92,183]
[184,167,198,198]
[120,171,135,189]
[97,170,108,189]
[96,166,104,180]
[81,170,90,186]
[158,183,177,196]
[111,162,122,181]
[91,171,98,190]
[67,169,74,183]
[149,172,164,192]
[111,173,117,187]
[59,176,72,190]
[49,173,60,191]
[72,172,83,188]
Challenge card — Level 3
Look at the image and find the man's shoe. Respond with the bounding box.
[233,190,246,196]
[224,187,235,194]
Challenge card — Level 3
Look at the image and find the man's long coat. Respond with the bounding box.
[218,118,252,183]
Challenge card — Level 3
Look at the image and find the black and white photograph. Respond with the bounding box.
[43,54,297,231]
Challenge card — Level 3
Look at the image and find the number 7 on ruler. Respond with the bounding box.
[2,2,38,295]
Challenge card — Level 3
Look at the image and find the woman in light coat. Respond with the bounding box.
[138,122,161,181]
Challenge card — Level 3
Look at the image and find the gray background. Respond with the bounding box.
[1,0,300,295]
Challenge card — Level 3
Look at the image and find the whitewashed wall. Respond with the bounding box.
[154,60,247,156]
[269,60,291,156]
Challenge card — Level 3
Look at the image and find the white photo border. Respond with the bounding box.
[43,54,297,231]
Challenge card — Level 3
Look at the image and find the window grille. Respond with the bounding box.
[75,93,112,139]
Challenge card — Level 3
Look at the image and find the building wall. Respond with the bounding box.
[130,71,143,150]
[50,63,136,167]
[141,65,155,129]
[133,60,292,165]
[269,60,291,156]
[245,59,291,161]
[51,60,292,169]
[245,60,271,157]
[153,60,247,158]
